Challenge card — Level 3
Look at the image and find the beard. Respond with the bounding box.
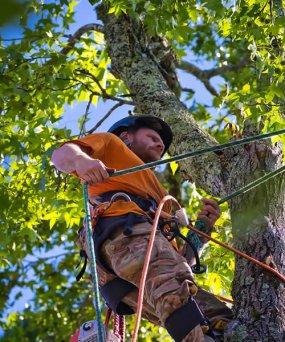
[131,141,161,163]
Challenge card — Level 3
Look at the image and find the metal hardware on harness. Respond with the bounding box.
[110,192,132,202]
[174,207,190,226]
[159,219,207,275]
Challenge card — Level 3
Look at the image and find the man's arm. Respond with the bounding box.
[51,143,114,185]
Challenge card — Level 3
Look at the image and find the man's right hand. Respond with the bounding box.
[51,143,115,185]
[74,155,115,185]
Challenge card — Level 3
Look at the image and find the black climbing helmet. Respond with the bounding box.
[108,115,173,155]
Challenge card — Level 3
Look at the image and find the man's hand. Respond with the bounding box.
[197,198,220,230]
[51,143,115,185]
[74,154,115,185]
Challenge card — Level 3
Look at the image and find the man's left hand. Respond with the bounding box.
[197,198,220,230]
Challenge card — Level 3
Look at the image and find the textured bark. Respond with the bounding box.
[224,140,285,341]
[95,3,285,341]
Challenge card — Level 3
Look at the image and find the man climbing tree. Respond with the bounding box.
[1,1,285,341]
[52,115,233,341]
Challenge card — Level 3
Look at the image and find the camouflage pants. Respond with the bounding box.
[97,221,232,342]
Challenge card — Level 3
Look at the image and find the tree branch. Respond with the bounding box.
[179,58,250,96]
[79,94,94,137]
[58,76,136,105]
[179,61,219,96]
[204,58,250,78]
[60,23,105,55]
[86,102,125,135]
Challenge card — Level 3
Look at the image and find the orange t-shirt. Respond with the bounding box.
[66,133,171,217]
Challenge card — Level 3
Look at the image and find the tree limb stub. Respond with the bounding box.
[97,6,225,197]
[60,23,105,55]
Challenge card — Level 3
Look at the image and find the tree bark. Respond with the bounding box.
[223,139,285,341]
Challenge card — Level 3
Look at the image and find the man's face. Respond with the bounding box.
[125,127,165,163]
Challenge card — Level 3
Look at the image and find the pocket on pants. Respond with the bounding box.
[105,236,150,281]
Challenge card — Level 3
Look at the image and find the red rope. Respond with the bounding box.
[106,309,125,342]
[119,315,125,342]
[105,307,112,326]
[113,313,120,337]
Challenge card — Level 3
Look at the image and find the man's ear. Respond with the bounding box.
[119,131,132,148]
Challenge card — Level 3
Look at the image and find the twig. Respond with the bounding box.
[79,94,94,137]
[256,0,270,16]
[75,68,106,94]
[86,102,125,135]
[74,77,136,105]
[1,37,25,41]
[60,23,105,55]
[209,112,230,130]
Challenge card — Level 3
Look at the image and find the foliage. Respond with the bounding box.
[0,0,284,340]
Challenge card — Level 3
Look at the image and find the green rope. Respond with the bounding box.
[82,182,105,342]
[110,128,285,177]
[218,164,285,205]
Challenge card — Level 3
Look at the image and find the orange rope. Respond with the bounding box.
[214,295,233,304]
[187,225,285,284]
[131,195,180,342]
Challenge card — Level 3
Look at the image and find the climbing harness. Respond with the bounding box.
[77,129,285,342]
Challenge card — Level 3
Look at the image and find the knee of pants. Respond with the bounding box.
[153,279,198,323]
[164,297,207,342]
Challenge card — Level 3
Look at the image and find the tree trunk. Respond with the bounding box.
[96,3,285,341]
[223,139,285,341]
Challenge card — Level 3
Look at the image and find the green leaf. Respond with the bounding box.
[270,84,285,100]
[170,161,179,175]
